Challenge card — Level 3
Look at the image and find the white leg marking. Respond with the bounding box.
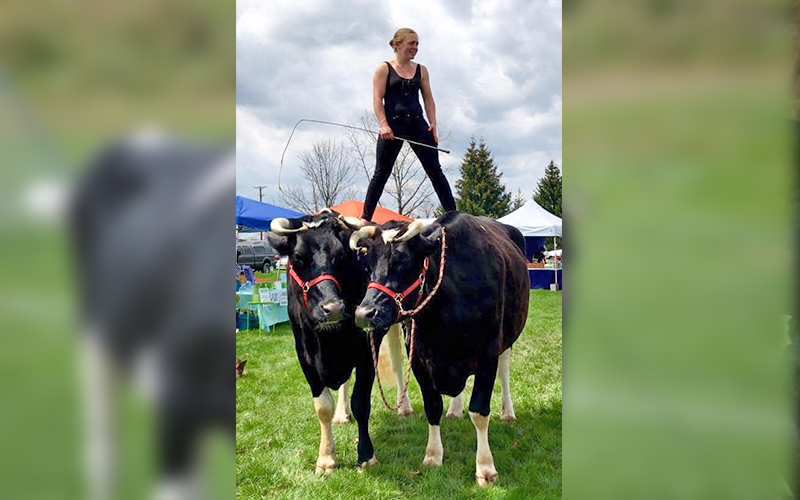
[81,334,116,500]
[446,391,464,418]
[422,424,444,467]
[332,379,351,424]
[470,412,497,485]
[498,348,516,421]
[313,388,337,473]
[387,323,413,415]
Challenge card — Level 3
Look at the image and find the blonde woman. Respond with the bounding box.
[361,28,456,222]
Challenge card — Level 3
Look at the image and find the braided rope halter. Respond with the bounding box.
[367,228,447,411]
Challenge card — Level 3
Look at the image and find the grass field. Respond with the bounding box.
[236,290,562,500]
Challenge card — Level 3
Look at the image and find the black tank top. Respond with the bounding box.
[383,61,423,120]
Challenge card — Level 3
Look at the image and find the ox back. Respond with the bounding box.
[415,211,530,397]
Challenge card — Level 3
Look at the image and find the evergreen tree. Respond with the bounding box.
[509,188,527,213]
[454,139,511,218]
[534,160,562,217]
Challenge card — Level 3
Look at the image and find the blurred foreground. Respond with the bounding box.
[0,1,233,499]
[564,1,795,498]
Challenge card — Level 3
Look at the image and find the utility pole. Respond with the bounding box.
[254,185,268,240]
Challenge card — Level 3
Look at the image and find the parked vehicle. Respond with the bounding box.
[237,240,279,272]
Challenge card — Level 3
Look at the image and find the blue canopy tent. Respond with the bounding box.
[235,196,304,232]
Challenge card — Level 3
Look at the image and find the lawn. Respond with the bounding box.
[236,290,562,500]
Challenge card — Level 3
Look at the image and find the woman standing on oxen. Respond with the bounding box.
[361,28,457,222]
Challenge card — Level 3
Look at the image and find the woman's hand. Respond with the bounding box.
[428,122,439,145]
[379,122,394,141]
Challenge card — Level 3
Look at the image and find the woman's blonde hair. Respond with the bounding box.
[389,28,417,52]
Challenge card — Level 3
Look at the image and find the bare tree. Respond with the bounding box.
[344,110,454,218]
[278,139,358,214]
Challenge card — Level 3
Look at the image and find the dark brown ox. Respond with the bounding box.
[350,211,529,485]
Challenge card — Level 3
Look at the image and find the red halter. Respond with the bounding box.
[366,257,429,311]
[288,262,342,312]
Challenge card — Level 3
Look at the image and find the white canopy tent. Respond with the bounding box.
[498,200,562,289]
[497,199,562,237]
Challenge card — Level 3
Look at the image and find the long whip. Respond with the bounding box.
[278,118,450,194]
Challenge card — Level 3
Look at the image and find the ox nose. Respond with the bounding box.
[321,301,344,321]
[355,306,377,328]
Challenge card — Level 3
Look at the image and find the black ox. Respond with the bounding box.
[350,211,530,485]
[267,211,410,473]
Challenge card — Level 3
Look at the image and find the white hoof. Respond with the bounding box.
[397,395,413,416]
[476,466,498,486]
[356,456,378,472]
[446,394,464,418]
[499,412,516,422]
[500,401,516,421]
[332,412,350,424]
[315,455,337,474]
[422,451,443,467]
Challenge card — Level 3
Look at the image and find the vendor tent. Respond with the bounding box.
[498,199,563,289]
[235,196,304,232]
[497,199,562,237]
[328,200,412,224]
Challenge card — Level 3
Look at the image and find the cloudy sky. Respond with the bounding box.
[236,0,561,214]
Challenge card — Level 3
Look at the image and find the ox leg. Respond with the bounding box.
[351,362,377,468]
[81,335,116,500]
[412,360,444,467]
[497,348,516,422]
[333,379,351,424]
[313,388,338,474]
[446,391,464,419]
[470,356,500,485]
[387,323,413,416]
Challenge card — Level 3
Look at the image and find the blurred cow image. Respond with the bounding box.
[71,131,233,500]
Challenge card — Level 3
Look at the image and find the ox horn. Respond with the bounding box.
[349,226,376,251]
[270,217,308,235]
[337,215,363,231]
[395,220,425,243]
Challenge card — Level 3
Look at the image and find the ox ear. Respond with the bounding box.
[267,217,307,255]
[417,226,443,255]
[266,231,294,256]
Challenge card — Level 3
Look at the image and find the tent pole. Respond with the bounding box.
[554,236,558,291]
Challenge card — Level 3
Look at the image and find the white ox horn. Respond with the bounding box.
[338,215,364,231]
[395,220,425,243]
[270,217,308,235]
[349,226,377,251]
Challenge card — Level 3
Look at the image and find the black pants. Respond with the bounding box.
[362,116,456,221]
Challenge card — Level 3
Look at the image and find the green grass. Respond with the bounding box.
[236,290,562,500]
